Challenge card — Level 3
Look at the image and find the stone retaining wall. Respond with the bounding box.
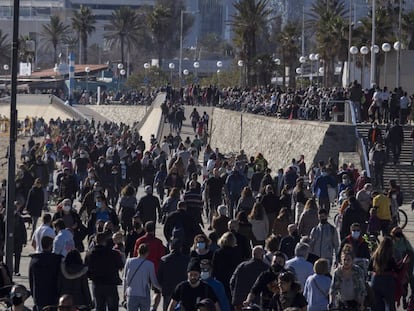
[210,108,356,171]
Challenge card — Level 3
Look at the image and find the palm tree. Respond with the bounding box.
[308,0,347,86]
[402,10,414,50]
[72,5,96,64]
[231,0,272,86]
[41,15,70,65]
[0,30,11,66]
[278,22,300,87]
[148,5,172,67]
[353,6,394,84]
[104,6,141,67]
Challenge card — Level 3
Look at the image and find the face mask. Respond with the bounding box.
[351,230,360,239]
[320,219,328,224]
[112,171,118,174]
[106,160,113,164]
[343,180,350,185]
[99,163,104,168]
[80,154,86,158]
[321,172,327,176]
[96,201,102,208]
[392,194,397,200]
[62,205,71,212]
[197,242,206,249]
[131,152,136,158]
[200,271,209,280]
[366,191,371,195]
[120,160,125,165]
[11,296,23,306]
[88,173,94,178]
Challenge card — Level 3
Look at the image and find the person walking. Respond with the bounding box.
[123,243,161,311]
[29,236,62,311]
[25,178,44,237]
[57,249,93,309]
[158,239,190,311]
[85,232,124,311]
[388,119,404,165]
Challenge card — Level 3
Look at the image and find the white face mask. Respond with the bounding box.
[200,271,209,280]
[392,194,397,200]
[351,230,360,240]
[62,205,71,212]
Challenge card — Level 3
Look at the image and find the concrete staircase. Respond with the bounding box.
[356,123,414,203]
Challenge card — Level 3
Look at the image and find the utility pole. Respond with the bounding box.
[6,0,20,276]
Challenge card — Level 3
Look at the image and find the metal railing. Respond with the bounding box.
[345,100,371,177]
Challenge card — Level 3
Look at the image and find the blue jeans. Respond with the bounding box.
[93,284,119,311]
[127,295,150,311]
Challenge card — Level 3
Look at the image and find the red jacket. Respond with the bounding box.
[133,233,165,273]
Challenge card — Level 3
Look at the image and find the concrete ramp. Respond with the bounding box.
[76,105,148,127]
[135,93,166,149]
[0,94,84,120]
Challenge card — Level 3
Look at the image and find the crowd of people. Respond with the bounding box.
[165,82,414,125]
[0,98,409,311]
[0,81,411,311]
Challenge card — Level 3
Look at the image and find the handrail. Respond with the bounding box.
[346,100,371,178]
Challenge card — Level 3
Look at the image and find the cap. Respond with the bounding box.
[187,258,201,273]
[144,185,152,193]
[196,298,215,311]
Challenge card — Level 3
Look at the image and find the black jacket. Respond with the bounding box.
[85,245,123,285]
[137,194,161,225]
[230,258,269,305]
[163,209,202,253]
[29,252,62,308]
[157,251,190,296]
[57,262,92,307]
[25,186,44,217]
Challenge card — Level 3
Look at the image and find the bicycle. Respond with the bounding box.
[397,208,408,229]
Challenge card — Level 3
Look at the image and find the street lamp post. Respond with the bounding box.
[144,62,150,93]
[394,41,402,87]
[168,63,175,85]
[309,54,316,84]
[360,46,369,88]
[381,43,391,87]
[183,69,189,86]
[299,56,307,88]
[349,46,358,82]
[3,64,9,90]
[274,58,280,87]
[370,0,376,87]
[193,61,199,83]
[179,10,198,88]
[85,66,90,94]
[216,61,222,88]
[237,60,244,87]
[117,63,124,93]
[314,54,320,85]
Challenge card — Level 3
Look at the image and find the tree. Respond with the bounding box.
[402,10,414,50]
[147,5,172,67]
[18,35,35,65]
[41,15,70,65]
[278,22,300,88]
[104,7,141,67]
[0,30,11,66]
[308,0,347,86]
[231,0,272,86]
[353,5,394,84]
[72,5,96,64]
